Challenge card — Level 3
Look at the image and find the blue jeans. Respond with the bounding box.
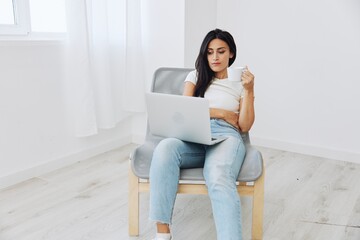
[149,119,246,240]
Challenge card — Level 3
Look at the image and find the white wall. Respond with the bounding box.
[141,0,185,90]
[216,0,360,163]
[132,0,186,141]
[0,42,132,189]
[184,0,217,68]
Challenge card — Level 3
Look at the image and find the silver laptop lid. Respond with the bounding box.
[145,93,215,145]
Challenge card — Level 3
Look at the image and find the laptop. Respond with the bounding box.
[145,92,227,145]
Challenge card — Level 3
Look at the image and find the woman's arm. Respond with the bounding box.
[210,108,239,130]
[238,67,255,132]
[183,81,240,129]
[183,82,195,96]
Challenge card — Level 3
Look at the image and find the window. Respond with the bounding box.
[29,0,66,33]
[0,0,66,38]
[0,0,16,24]
[0,0,30,35]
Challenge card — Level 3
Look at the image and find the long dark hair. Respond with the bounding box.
[194,29,237,97]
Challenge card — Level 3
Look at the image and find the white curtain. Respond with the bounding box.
[64,0,145,137]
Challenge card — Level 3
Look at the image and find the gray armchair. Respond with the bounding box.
[128,67,265,240]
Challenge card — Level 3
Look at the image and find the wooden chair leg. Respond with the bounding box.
[129,162,139,236]
[252,165,265,240]
[239,181,247,186]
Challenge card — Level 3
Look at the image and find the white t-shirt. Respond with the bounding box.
[184,70,244,113]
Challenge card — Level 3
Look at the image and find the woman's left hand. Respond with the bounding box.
[241,66,255,91]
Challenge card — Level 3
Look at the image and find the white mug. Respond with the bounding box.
[227,66,246,82]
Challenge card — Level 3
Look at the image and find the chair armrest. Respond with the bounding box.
[237,145,263,182]
[130,138,162,179]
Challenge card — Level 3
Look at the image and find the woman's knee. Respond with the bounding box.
[154,138,183,156]
[152,138,184,166]
[204,168,236,193]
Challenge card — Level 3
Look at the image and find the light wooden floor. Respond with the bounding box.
[1,144,360,240]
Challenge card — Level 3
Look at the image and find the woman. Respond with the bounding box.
[149,28,255,240]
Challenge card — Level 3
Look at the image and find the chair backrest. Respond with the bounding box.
[151,67,194,94]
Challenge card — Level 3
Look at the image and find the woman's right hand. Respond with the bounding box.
[223,110,240,130]
[210,108,239,130]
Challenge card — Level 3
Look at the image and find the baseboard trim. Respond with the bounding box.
[0,135,132,190]
[251,135,360,164]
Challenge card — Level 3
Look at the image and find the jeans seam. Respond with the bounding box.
[179,152,204,165]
